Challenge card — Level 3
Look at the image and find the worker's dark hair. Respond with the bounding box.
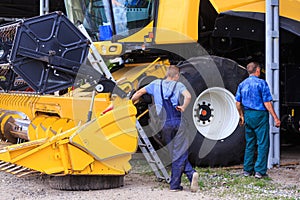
[166,65,180,78]
[247,62,260,74]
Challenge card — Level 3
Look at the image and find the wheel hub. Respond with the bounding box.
[194,101,214,125]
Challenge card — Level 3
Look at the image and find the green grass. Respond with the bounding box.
[180,167,299,199]
[130,158,299,199]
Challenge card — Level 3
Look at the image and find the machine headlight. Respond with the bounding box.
[109,46,117,52]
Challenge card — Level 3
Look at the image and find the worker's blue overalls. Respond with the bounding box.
[159,80,195,190]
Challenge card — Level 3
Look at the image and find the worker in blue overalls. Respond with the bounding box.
[132,65,199,192]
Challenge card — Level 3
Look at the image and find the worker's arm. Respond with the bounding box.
[236,101,244,126]
[176,89,191,112]
[131,87,147,103]
[264,101,281,127]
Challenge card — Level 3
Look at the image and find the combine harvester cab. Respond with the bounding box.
[0,12,138,190]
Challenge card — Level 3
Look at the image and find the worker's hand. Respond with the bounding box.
[274,118,281,127]
[131,99,140,105]
[176,106,185,112]
[239,116,244,126]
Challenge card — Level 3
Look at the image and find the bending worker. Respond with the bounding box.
[235,62,280,179]
[131,65,199,192]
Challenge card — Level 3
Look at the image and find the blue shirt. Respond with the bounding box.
[145,79,187,114]
[235,76,273,111]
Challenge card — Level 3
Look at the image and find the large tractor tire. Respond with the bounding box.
[49,175,124,190]
[178,56,248,167]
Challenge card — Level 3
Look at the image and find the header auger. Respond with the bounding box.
[0,12,138,190]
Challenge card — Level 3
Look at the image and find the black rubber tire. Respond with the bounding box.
[178,56,248,167]
[49,175,124,191]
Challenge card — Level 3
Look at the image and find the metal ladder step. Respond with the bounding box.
[136,121,170,183]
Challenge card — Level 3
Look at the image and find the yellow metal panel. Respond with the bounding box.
[93,41,123,56]
[0,149,11,161]
[100,155,132,174]
[112,59,168,92]
[209,0,264,13]
[76,155,132,175]
[210,0,300,22]
[155,0,200,44]
[70,100,138,161]
[0,138,66,174]
[67,144,94,171]
[0,93,111,124]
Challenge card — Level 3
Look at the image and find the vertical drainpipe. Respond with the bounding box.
[40,0,49,16]
[266,0,280,168]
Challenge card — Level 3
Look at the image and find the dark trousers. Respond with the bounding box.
[162,119,195,190]
[244,110,270,175]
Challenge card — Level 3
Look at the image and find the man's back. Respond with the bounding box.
[145,79,186,113]
[236,76,272,111]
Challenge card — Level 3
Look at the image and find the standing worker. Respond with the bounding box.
[131,65,199,192]
[235,62,280,179]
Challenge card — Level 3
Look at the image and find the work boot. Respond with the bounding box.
[255,172,268,179]
[243,171,253,177]
[190,172,199,193]
[170,186,183,192]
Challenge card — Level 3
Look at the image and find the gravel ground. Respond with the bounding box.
[0,145,300,200]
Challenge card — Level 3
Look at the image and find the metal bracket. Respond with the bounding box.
[271,157,280,165]
[271,126,280,133]
[271,0,279,6]
[271,62,279,70]
[268,30,279,38]
[272,31,279,38]
[272,94,279,102]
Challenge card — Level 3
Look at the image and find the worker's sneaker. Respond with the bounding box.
[255,172,268,179]
[190,172,199,193]
[170,186,183,192]
[243,171,253,177]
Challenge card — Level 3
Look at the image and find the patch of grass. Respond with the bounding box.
[130,157,299,199]
[187,167,300,199]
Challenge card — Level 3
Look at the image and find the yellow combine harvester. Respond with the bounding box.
[0,0,300,190]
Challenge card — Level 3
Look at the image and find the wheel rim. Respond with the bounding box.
[192,87,239,140]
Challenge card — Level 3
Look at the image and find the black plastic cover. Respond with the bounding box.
[9,12,90,94]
